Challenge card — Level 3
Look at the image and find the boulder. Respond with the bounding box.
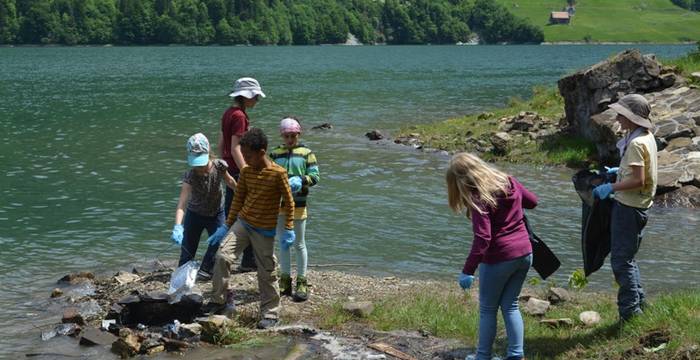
[365,130,383,141]
[523,297,550,316]
[342,301,375,318]
[665,137,692,152]
[579,311,601,326]
[655,185,700,208]
[490,132,512,155]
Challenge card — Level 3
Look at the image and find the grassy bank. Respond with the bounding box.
[397,86,597,167]
[664,42,700,84]
[319,287,700,359]
[495,0,700,43]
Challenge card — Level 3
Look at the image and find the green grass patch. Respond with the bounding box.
[397,86,597,167]
[495,0,700,43]
[318,288,700,359]
[663,41,700,84]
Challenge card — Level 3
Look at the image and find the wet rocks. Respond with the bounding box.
[63,307,86,326]
[197,315,234,343]
[79,327,118,346]
[342,301,375,318]
[51,288,63,298]
[111,329,141,358]
[365,130,384,140]
[113,271,140,285]
[579,311,601,327]
[58,272,95,285]
[312,123,333,130]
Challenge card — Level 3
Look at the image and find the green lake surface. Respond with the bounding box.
[1,45,699,356]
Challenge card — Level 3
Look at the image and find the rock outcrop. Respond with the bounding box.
[559,49,700,207]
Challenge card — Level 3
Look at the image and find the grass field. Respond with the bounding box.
[495,0,700,43]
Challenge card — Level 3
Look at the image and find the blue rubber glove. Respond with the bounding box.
[593,183,614,200]
[207,224,229,247]
[605,166,619,175]
[458,273,475,290]
[289,176,302,193]
[279,229,295,251]
[171,224,184,246]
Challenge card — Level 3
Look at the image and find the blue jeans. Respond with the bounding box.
[477,254,532,360]
[225,185,256,269]
[276,214,308,277]
[178,209,224,273]
[610,200,648,320]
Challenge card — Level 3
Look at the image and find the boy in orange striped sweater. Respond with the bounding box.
[206,128,295,329]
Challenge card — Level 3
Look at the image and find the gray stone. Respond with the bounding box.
[657,167,683,192]
[655,185,700,208]
[179,323,203,337]
[62,307,85,326]
[111,333,140,358]
[342,301,375,318]
[579,311,601,326]
[79,327,118,346]
[523,297,550,316]
[490,132,512,155]
[691,72,700,82]
[547,287,572,304]
[58,272,95,285]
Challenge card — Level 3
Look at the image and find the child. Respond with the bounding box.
[219,77,265,273]
[170,133,236,279]
[207,128,296,328]
[446,152,538,360]
[270,117,320,302]
[593,94,657,321]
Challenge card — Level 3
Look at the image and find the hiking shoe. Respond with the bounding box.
[279,274,292,297]
[257,318,278,329]
[196,269,212,282]
[235,265,257,273]
[293,276,309,302]
[219,290,236,319]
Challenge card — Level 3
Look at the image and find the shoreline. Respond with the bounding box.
[30,263,700,359]
[1,42,697,48]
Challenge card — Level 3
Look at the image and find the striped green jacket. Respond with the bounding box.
[270,144,320,209]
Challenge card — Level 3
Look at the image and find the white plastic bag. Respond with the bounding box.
[168,260,199,303]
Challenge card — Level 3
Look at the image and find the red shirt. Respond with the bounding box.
[220,107,249,175]
[462,177,538,275]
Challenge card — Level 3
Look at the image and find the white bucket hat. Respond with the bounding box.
[228,77,266,99]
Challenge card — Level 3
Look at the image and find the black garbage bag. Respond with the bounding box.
[523,215,560,280]
[572,169,614,276]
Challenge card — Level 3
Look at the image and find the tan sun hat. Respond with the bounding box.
[608,94,653,129]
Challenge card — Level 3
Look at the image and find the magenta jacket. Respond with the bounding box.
[462,177,538,275]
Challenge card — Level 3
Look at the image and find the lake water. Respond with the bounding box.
[1,45,699,356]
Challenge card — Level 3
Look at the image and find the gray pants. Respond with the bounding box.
[610,200,648,320]
[212,221,280,319]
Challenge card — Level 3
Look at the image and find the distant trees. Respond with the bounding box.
[0,0,545,45]
[671,0,700,11]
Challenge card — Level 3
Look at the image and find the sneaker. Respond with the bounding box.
[219,290,236,319]
[279,274,292,297]
[196,269,212,282]
[257,318,278,329]
[293,276,309,302]
[236,265,257,273]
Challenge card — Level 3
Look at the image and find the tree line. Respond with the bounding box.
[0,0,544,45]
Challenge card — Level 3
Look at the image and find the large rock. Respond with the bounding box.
[79,327,118,346]
[490,132,512,155]
[558,49,675,162]
[655,185,700,208]
[579,311,601,327]
[523,297,550,316]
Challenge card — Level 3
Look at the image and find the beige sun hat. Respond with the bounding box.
[608,94,653,129]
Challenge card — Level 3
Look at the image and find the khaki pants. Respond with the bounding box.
[212,220,280,319]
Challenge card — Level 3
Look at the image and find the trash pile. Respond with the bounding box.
[41,262,238,358]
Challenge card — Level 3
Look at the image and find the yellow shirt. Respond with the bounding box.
[226,163,295,230]
[615,131,657,209]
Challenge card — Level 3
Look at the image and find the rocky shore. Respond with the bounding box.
[392,49,700,208]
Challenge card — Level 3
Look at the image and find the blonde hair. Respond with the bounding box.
[446,152,511,218]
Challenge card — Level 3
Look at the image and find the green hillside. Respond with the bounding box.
[495,0,700,43]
